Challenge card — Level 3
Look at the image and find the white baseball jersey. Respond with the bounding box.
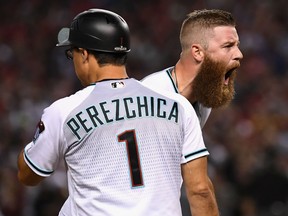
[141,67,212,128]
[23,78,208,216]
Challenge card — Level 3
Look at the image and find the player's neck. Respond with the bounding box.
[174,61,196,91]
[174,61,198,104]
[93,65,128,83]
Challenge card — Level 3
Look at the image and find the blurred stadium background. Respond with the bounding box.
[0,0,288,215]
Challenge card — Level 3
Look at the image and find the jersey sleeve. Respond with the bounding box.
[179,97,209,164]
[23,102,67,177]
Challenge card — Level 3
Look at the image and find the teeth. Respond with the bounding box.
[224,77,229,85]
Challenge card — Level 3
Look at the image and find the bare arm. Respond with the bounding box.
[181,156,219,216]
[17,149,45,186]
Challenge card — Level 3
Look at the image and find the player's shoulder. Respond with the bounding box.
[44,85,95,117]
[138,78,194,113]
[141,67,176,92]
[141,67,172,83]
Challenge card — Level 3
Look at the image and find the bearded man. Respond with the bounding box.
[141,9,243,216]
[142,9,243,128]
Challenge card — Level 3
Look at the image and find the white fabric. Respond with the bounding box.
[24,78,208,216]
[141,67,212,128]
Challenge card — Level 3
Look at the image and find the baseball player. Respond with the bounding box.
[17,9,219,216]
[141,9,243,128]
[141,9,243,216]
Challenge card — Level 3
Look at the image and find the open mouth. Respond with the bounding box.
[224,69,234,85]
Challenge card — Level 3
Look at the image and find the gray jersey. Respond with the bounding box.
[23,78,208,216]
[141,67,211,128]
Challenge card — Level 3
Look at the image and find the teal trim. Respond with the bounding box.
[166,67,179,93]
[184,148,208,159]
[24,152,54,175]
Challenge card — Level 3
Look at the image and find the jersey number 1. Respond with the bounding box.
[118,130,144,187]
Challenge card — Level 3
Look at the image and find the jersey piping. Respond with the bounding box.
[24,149,54,176]
[184,148,208,159]
[166,67,179,93]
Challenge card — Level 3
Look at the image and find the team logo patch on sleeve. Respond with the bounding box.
[33,120,45,142]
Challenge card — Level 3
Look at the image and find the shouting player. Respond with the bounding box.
[142,9,243,128]
[17,9,219,216]
[141,9,243,216]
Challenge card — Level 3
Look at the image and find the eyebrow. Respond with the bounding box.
[222,40,240,47]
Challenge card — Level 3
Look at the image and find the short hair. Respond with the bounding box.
[180,9,236,51]
[88,50,128,67]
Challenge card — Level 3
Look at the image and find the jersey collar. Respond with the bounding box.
[166,67,179,94]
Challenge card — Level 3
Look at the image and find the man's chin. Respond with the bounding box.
[197,90,234,108]
[210,98,233,108]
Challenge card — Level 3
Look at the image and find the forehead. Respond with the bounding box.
[209,26,239,44]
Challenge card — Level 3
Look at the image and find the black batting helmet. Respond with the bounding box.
[56,9,130,53]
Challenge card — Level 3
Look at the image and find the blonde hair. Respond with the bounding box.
[180,9,236,51]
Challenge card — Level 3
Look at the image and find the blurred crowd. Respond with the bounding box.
[0,0,288,215]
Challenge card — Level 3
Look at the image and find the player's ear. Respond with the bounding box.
[79,48,89,62]
[191,44,204,63]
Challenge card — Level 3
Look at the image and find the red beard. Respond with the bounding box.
[192,54,238,108]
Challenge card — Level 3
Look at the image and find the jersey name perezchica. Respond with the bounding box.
[23,78,208,216]
[141,67,212,128]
